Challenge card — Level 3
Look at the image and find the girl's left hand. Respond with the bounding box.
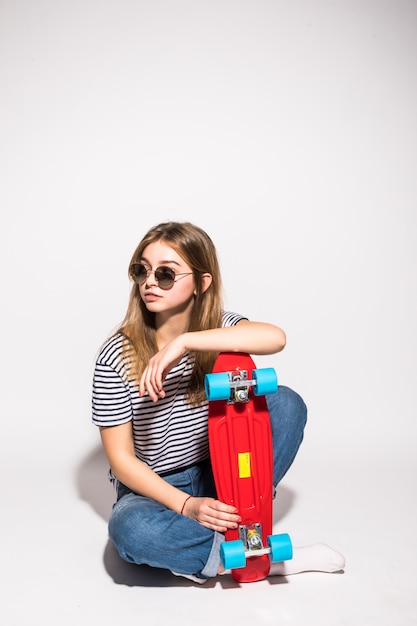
[182,496,241,532]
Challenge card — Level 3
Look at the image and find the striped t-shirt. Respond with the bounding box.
[92,311,247,475]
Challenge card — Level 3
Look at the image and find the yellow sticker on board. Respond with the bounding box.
[238,452,251,478]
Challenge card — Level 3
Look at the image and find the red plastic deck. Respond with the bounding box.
[208,352,275,582]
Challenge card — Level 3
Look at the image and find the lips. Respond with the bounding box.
[144,292,161,302]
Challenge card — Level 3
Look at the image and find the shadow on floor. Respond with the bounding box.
[76,444,115,521]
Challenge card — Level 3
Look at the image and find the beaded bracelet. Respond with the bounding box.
[180,495,193,515]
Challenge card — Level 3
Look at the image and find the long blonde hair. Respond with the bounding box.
[117,221,223,405]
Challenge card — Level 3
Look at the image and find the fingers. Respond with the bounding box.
[187,497,241,532]
[139,354,170,401]
[139,341,185,401]
[139,363,166,402]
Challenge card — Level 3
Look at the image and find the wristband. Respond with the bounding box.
[180,495,193,515]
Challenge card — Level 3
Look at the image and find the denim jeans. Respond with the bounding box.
[108,385,307,580]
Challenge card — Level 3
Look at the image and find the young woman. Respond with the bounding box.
[92,221,345,583]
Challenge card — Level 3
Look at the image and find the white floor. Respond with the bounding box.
[3,445,415,626]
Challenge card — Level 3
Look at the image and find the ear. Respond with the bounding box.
[196,273,212,295]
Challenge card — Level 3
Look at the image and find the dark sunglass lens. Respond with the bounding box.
[155,267,175,288]
[130,263,147,283]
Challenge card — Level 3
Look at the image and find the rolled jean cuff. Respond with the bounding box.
[200,531,224,578]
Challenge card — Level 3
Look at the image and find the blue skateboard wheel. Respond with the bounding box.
[204,372,231,401]
[220,540,247,570]
[252,368,278,396]
[267,533,293,562]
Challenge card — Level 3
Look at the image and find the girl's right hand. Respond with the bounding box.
[182,496,241,532]
[139,335,187,402]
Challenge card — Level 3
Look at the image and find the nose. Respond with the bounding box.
[144,269,157,285]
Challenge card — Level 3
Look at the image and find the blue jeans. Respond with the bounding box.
[108,386,307,580]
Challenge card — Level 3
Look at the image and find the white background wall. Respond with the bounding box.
[1,0,416,480]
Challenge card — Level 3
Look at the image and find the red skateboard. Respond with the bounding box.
[205,352,292,583]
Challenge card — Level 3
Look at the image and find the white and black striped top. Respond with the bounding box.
[92,311,247,475]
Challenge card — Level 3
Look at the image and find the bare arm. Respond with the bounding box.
[140,320,286,401]
[185,320,286,355]
[100,422,187,512]
[100,422,240,531]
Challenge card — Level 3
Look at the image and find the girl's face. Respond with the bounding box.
[138,241,196,318]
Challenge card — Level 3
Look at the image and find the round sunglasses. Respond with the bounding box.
[129,263,194,290]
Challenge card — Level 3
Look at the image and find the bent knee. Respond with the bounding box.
[267,385,307,428]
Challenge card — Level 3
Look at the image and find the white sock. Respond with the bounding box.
[269,543,345,576]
